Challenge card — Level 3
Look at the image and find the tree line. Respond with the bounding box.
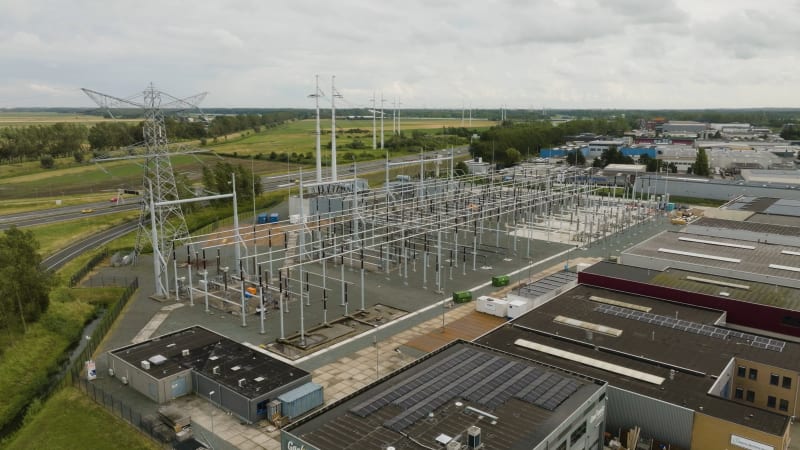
[0,111,301,165]
[0,124,88,164]
[469,118,629,167]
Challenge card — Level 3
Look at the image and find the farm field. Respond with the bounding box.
[205,117,492,159]
[0,111,140,127]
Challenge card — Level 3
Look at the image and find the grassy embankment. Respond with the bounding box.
[4,387,160,450]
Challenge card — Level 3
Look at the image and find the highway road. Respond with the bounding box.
[4,146,469,230]
[41,221,139,272]
[6,146,469,271]
[0,200,141,230]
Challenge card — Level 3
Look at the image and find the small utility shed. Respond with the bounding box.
[108,326,311,423]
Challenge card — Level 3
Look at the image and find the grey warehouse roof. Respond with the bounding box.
[110,326,308,399]
[583,261,800,312]
[621,231,800,285]
[724,197,800,217]
[286,341,603,450]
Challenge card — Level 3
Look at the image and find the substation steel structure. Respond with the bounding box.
[177,156,658,345]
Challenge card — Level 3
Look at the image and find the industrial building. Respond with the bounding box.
[579,260,800,339]
[618,230,800,289]
[108,326,317,424]
[662,120,708,135]
[741,170,800,187]
[475,284,798,450]
[282,340,607,450]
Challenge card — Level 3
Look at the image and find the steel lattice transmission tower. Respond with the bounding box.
[82,83,208,297]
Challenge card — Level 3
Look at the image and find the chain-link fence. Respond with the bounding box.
[63,277,139,387]
[68,248,110,287]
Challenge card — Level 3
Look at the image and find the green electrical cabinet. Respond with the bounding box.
[452,291,473,303]
[491,275,510,287]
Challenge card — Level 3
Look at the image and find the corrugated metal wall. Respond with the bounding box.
[606,386,694,449]
[193,372,252,423]
[635,176,800,202]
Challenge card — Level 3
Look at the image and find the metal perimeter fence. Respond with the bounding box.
[68,248,110,287]
[64,277,139,387]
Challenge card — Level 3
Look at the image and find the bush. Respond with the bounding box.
[40,155,55,169]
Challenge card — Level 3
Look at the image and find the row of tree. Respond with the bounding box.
[469,118,629,167]
[0,123,88,163]
[0,111,303,164]
[201,161,262,204]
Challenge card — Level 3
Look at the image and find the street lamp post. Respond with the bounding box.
[208,390,215,434]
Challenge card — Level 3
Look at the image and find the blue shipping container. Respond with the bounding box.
[257,213,268,224]
[278,382,324,419]
[268,213,280,223]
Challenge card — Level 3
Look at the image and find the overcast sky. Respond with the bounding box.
[2,0,799,110]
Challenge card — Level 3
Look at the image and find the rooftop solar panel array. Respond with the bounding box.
[595,304,785,352]
[518,271,577,299]
[349,347,582,432]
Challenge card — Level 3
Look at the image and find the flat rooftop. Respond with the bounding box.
[621,231,800,284]
[110,326,308,398]
[724,197,800,217]
[690,217,800,239]
[582,261,800,312]
[286,341,603,450]
[475,285,795,436]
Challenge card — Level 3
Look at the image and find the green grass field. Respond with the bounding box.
[0,111,141,128]
[205,118,491,159]
[4,387,161,450]
[29,210,139,256]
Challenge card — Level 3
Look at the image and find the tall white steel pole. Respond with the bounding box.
[372,92,377,150]
[380,92,385,150]
[331,75,338,181]
[397,97,401,137]
[313,75,322,183]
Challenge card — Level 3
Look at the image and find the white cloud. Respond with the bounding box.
[0,0,799,108]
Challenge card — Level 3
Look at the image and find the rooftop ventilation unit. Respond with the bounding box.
[238,378,246,388]
[141,360,151,370]
[148,354,168,366]
[212,366,220,375]
[467,426,481,449]
[447,441,461,450]
[181,349,190,357]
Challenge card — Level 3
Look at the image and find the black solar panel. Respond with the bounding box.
[594,305,785,352]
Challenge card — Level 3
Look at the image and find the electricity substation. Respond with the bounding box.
[167,158,659,360]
